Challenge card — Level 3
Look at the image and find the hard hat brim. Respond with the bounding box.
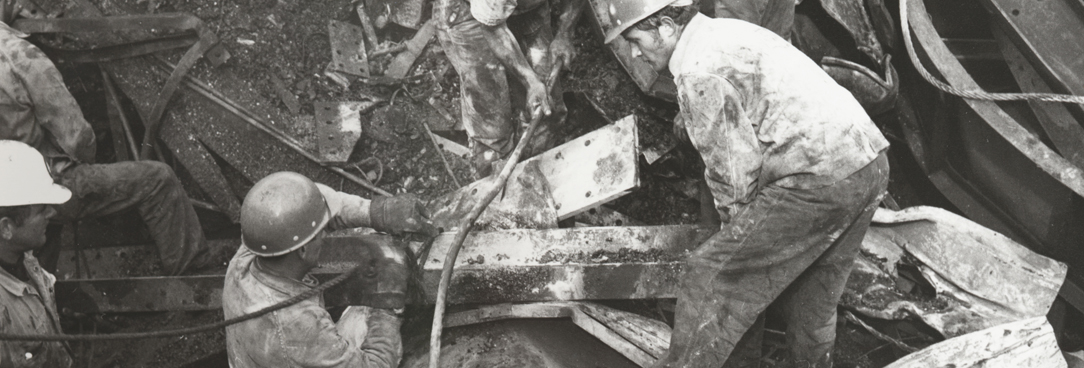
[0,183,71,207]
[603,2,673,44]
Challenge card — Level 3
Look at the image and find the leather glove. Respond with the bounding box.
[369,194,439,237]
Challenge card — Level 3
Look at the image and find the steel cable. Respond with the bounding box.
[0,266,359,341]
[901,0,1084,104]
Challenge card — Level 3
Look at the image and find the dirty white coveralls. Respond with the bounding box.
[223,185,400,368]
[654,14,890,368]
[0,252,71,368]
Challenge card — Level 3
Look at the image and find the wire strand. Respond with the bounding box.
[0,266,359,341]
[900,0,1084,104]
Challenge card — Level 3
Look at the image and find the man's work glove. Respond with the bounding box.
[369,194,440,237]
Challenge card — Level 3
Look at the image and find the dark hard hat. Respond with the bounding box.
[241,172,330,257]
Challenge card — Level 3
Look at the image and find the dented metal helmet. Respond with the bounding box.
[597,0,693,44]
[240,172,330,257]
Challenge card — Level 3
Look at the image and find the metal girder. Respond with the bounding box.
[36,34,198,64]
[994,29,1084,169]
[57,235,410,313]
[979,0,1084,98]
[906,0,1084,313]
[907,0,1084,202]
[56,226,707,313]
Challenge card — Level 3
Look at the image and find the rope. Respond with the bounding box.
[0,266,360,341]
[900,0,1084,104]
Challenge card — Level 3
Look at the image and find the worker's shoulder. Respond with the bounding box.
[677,18,793,65]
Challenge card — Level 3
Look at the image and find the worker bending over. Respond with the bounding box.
[602,0,890,366]
[0,0,214,275]
[435,0,584,178]
[0,141,74,367]
[223,172,437,367]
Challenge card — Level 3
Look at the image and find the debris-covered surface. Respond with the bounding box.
[844,207,1067,338]
[23,0,1057,365]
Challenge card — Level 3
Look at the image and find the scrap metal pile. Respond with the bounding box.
[9,0,1084,366]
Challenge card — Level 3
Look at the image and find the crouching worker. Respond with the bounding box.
[0,140,73,367]
[223,172,438,368]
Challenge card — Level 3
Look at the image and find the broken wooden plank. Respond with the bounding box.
[383,19,435,79]
[884,317,1066,368]
[328,20,370,78]
[56,225,707,312]
[576,302,670,359]
[443,301,672,367]
[570,306,656,367]
[444,302,575,328]
[427,115,640,226]
[428,160,558,231]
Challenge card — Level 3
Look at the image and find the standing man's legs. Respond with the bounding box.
[653,153,887,368]
[53,161,207,275]
[436,0,515,178]
[778,153,888,367]
[506,2,569,156]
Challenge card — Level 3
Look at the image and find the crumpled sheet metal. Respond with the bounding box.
[844,206,1068,338]
[884,317,1067,368]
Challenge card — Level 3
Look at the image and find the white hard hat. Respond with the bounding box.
[0,140,71,207]
[597,0,694,44]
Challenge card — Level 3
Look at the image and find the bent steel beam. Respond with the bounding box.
[56,226,706,313]
[906,0,1084,200]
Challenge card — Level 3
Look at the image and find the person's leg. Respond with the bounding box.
[654,159,885,368]
[54,161,206,275]
[436,2,515,178]
[779,153,888,367]
[507,2,569,157]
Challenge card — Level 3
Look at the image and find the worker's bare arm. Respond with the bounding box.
[480,23,553,117]
[551,0,585,68]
